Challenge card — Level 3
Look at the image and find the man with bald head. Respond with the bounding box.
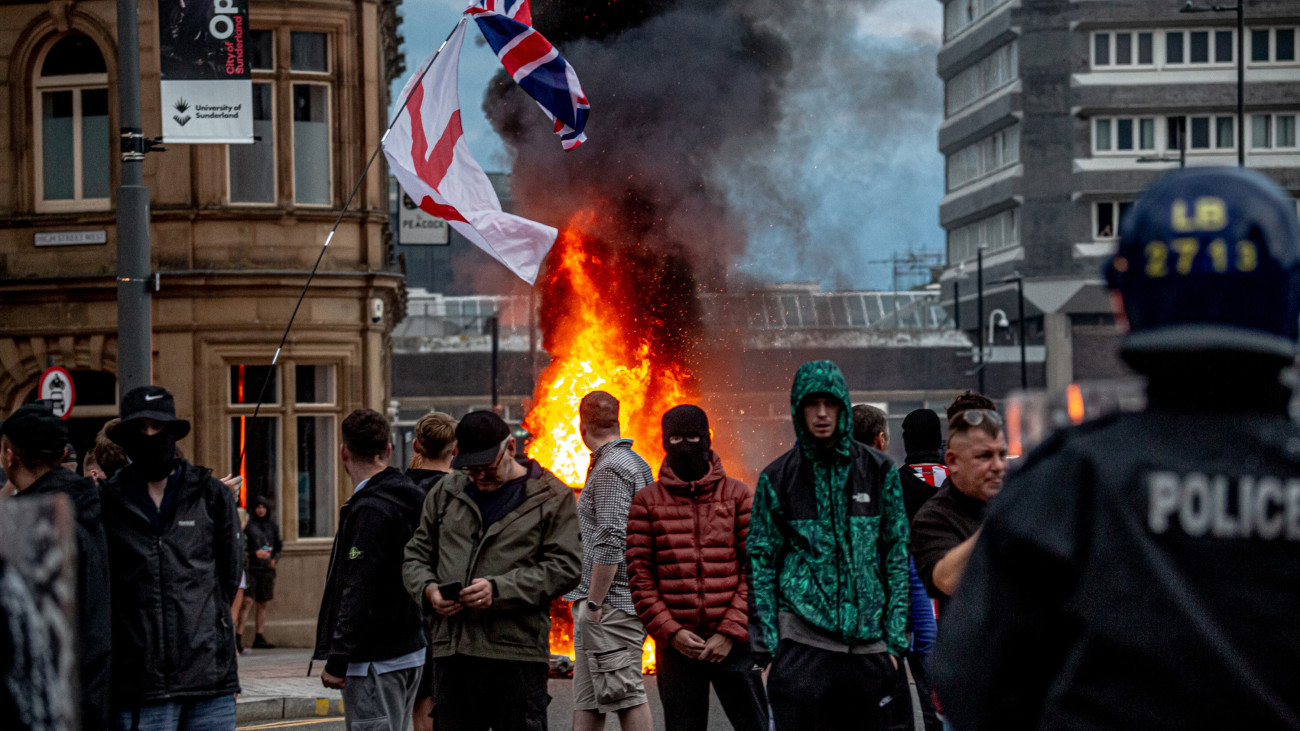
[910,404,1007,617]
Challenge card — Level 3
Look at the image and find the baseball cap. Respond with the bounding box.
[108,385,192,442]
[0,402,69,461]
[450,411,511,468]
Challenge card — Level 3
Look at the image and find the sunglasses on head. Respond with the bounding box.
[954,408,1003,428]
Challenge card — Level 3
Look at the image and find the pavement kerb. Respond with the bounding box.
[236,696,344,723]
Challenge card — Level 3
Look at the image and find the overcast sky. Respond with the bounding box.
[391,0,946,292]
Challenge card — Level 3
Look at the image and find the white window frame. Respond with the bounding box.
[1091,31,1156,69]
[947,208,1019,265]
[1248,26,1299,66]
[1187,114,1236,151]
[947,124,1020,191]
[227,80,277,205]
[1092,116,1158,155]
[1250,113,1298,151]
[32,43,111,214]
[1164,28,1236,67]
[1092,201,1133,241]
[946,41,1018,116]
[291,80,333,207]
[944,0,1013,42]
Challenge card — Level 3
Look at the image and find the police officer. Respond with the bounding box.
[931,167,1300,730]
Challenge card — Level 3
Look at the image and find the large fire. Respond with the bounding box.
[527,216,698,675]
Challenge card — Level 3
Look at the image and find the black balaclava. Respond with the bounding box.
[120,429,178,481]
[662,405,711,482]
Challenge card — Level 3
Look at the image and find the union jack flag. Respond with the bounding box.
[465,1,589,151]
[464,0,530,26]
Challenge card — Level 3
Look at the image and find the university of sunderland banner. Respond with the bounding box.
[159,0,253,143]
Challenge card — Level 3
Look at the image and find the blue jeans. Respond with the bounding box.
[112,695,236,731]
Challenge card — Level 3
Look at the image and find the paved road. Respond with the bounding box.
[238,674,734,731]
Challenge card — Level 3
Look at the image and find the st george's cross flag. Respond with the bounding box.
[465,0,589,151]
[383,22,556,284]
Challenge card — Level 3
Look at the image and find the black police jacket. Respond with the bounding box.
[313,467,426,677]
[933,410,1300,730]
[101,460,242,703]
[17,468,113,730]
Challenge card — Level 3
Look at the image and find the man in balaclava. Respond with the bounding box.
[748,361,911,730]
[100,385,243,728]
[626,405,769,731]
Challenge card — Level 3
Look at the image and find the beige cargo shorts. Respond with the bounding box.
[572,602,648,713]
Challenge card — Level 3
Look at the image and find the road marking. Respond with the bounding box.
[238,718,339,730]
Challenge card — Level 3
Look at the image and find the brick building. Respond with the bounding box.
[0,0,405,645]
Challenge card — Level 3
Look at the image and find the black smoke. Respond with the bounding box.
[484,0,942,290]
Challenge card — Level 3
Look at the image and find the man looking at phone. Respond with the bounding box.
[314,409,427,729]
[403,411,581,731]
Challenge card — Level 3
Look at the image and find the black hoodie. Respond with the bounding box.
[16,468,112,730]
[244,496,282,570]
[314,467,427,677]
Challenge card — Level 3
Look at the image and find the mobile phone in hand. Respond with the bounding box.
[437,581,463,600]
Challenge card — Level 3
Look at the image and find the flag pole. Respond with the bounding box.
[238,17,469,466]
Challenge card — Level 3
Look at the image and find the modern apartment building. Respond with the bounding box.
[937,0,1300,391]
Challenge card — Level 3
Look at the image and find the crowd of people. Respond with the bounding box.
[2,169,1298,731]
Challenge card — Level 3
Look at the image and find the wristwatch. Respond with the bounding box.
[585,600,600,613]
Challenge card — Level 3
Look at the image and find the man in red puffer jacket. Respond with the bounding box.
[626,405,769,731]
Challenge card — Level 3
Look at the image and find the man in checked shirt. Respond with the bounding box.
[568,390,655,731]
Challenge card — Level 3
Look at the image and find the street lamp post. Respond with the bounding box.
[976,245,985,394]
[1181,0,1245,167]
[1002,273,1028,389]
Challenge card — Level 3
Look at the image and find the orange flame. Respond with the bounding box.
[524,217,696,485]
[529,216,689,674]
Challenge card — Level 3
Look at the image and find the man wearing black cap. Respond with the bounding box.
[313,409,426,731]
[2,402,112,730]
[99,385,243,729]
[403,410,581,731]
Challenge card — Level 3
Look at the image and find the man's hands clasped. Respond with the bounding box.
[671,629,733,662]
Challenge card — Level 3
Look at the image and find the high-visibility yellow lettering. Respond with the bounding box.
[1171,238,1199,275]
[1238,241,1258,272]
[1145,241,1168,278]
[1209,239,1228,273]
[1171,197,1229,232]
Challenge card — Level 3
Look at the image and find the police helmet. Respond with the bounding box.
[1104,167,1300,359]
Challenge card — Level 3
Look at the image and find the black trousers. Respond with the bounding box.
[432,655,549,731]
[655,643,768,731]
[767,640,896,731]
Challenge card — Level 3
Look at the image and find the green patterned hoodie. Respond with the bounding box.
[748,360,910,657]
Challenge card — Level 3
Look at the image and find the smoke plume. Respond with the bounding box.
[485,0,943,290]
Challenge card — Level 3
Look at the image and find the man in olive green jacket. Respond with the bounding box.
[403,411,581,731]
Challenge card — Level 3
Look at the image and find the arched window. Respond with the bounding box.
[33,34,110,212]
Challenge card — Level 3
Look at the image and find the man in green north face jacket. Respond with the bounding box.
[749,360,910,730]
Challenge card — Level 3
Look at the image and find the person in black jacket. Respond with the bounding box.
[314,409,426,731]
[100,385,242,730]
[403,410,457,731]
[242,495,282,650]
[898,408,948,524]
[1,402,112,730]
[933,168,1300,729]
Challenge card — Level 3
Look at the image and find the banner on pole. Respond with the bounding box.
[158,0,254,144]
